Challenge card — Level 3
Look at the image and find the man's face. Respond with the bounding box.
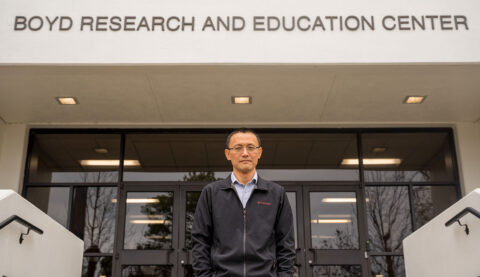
[224,132,263,174]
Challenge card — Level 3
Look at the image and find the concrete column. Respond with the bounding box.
[0,123,28,192]
[455,122,480,195]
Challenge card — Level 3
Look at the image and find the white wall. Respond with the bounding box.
[403,189,480,277]
[0,0,479,63]
[455,122,480,194]
[0,123,28,192]
[0,189,84,277]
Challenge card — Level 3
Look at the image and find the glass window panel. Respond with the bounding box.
[370,256,405,277]
[286,192,298,248]
[124,192,174,250]
[123,133,228,182]
[26,187,69,227]
[412,186,457,229]
[185,191,201,249]
[71,187,117,253]
[121,265,171,277]
[312,265,361,277]
[310,192,359,249]
[82,256,112,277]
[362,132,455,183]
[365,187,412,253]
[28,134,121,183]
[123,133,359,181]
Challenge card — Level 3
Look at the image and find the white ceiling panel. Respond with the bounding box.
[0,64,479,124]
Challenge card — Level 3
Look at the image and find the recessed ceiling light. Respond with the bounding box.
[112,198,159,204]
[341,158,402,166]
[371,147,388,153]
[79,160,141,167]
[56,97,78,105]
[311,219,352,224]
[322,198,357,203]
[94,148,109,154]
[404,96,426,104]
[232,96,252,104]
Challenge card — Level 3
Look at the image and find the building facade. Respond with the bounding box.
[1,0,480,276]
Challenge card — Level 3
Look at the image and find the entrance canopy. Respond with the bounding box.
[0,64,479,125]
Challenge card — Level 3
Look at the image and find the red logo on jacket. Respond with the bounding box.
[257,201,272,206]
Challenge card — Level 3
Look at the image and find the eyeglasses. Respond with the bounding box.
[227,145,261,153]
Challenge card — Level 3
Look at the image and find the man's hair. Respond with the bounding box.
[225,128,261,149]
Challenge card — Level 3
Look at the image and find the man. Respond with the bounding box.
[192,128,295,277]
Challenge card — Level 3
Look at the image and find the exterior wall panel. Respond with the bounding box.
[455,122,480,194]
[0,124,27,192]
[1,0,479,64]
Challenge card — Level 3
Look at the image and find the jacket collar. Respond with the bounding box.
[220,173,268,191]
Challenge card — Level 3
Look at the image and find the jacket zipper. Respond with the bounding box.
[243,208,247,277]
[232,183,256,277]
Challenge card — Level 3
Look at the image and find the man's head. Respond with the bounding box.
[224,128,262,174]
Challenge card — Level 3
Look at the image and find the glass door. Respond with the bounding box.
[114,184,180,277]
[113,183,370,277]
[177,184,205,277]
[303,185,369,277]
[282,184,306,277]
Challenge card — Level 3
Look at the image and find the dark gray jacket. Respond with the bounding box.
[192,175,295,277]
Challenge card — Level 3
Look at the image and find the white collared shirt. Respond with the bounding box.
[231,172,257,208]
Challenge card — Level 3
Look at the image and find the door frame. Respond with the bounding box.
[113,183,181,277]
[177,183,207,277]
[113,182,371,277]
[301,183,369,277]
[281,184,306,277]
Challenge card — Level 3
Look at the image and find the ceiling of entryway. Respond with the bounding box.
[0,64,479,125]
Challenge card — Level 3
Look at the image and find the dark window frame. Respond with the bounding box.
[21,127,462,277]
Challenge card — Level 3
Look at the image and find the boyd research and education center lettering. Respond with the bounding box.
[13,15,469,32]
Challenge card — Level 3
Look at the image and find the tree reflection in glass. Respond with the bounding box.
[364,169,431,183]
[82,257,112,277]
[123,192,174,250]
[185,192,201,249]
[370,256,405,277]
[365,186,412,254]
[313,265,361,277]
[412,186,457,229]
[80,187,117,254]
[182,171,220,182]
[122,265,171,277]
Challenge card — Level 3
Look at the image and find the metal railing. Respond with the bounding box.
[0,215,43,244]
[445,207,480,235]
